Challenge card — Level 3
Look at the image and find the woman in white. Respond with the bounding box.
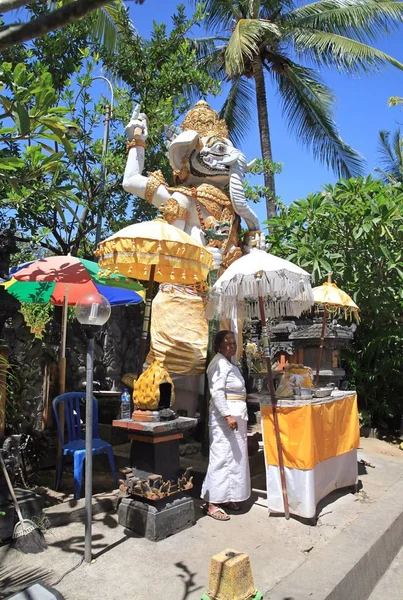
[201,330,250,521]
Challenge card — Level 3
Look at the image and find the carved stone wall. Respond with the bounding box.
[4,304,143,432]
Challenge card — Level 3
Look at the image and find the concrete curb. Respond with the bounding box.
[268,475,403,600]
[43,492,119,527]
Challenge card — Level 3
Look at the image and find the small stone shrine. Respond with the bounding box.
[246,315,355,395]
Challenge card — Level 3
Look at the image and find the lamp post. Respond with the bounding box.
[75,292,111,563]
[92,76,114,247]
[74,76,114,248]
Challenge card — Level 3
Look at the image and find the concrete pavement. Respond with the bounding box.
[1,437,403,600]
[368,546,403,600]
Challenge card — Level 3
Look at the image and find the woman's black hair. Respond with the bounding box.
[214,330,234,353]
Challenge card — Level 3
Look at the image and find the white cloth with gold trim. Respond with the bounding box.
[201,353,250,504]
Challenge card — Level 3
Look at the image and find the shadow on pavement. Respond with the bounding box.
[175,561,204,600]
[0,563,53,599]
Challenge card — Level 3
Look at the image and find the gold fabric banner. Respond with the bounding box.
[146,287,208,375]
[262,393,359,470]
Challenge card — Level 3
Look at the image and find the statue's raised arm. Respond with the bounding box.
[123,100,262,270]
[123,105,172,209]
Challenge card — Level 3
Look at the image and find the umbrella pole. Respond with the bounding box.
[201,269,219,456]
[314,306,328,387]
[137,265,156,378]
[258,295,290,520]
[55,286,68,487]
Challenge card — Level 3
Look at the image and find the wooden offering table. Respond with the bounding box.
[112,416,197,481]
[260,391,360,520]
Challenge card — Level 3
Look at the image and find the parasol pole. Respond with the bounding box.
[257,294,290,520]
[137,265,156,378]
[55,284,69,487]
[59,284,69,394]
[314,273,332,387]
[201,268,219,455]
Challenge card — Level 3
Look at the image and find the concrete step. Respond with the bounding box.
[268,471,403,600]
[368,546,403,600]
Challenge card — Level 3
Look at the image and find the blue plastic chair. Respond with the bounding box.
[53,392,118,500]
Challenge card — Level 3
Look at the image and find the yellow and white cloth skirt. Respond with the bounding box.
[261,392,359,519]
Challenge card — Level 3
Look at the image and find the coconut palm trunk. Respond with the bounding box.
[253,55,276,218]
[200,0,403,224]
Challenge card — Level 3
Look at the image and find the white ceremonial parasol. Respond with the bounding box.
[207,247,314,519]
[207,249,313,320]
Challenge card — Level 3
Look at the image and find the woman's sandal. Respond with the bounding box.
[203,504,230,521]
[223,502,241,511]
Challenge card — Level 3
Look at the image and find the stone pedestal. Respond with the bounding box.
[112,416,197,480]
[118,494,195,541]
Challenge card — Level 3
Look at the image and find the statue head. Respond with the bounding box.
[168,101,250,188]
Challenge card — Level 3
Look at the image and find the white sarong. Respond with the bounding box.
[201,353,251,504]
[201,409,250,504]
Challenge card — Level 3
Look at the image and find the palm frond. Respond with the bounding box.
[190,36,229,85]
[272,58,364,177]
[378,129,403,181]
[225,18,280,76]
[291,28,403,73]
[199,0,243,31]
[219,76,256,146]
[286,0,403,45]
[247,0,262,19]
[89,1,129,54]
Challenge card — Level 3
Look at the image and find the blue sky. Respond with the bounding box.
[128,0,403,226]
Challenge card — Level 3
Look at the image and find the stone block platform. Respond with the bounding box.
[118,494,195,541]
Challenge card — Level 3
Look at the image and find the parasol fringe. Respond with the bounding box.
[207,271,313,320]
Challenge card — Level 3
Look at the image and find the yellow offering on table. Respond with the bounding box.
[276,364,313,398]
[133,360,175,410]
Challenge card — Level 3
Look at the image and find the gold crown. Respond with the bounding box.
[181,100,229,139]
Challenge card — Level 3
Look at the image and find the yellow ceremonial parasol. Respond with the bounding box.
[95,214,213,376]
[313,273,359,385]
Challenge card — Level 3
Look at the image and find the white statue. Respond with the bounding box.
[123,100,262,415]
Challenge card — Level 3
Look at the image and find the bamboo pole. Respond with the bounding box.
[258,294,290,520]
[314,305,328,387]
[137,265,156,378]
[201,269,219,456]
[55,285,69,486]
[0,348,9,441]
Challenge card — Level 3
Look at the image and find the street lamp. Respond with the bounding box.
[75,76,114,248]
[92,76,114,247]
[75,292,111,563]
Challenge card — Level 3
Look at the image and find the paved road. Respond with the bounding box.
[368,546,403,600]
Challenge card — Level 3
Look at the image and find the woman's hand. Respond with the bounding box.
[225,416,238,431]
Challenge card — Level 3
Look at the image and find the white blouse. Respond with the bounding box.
[207,352,248,420]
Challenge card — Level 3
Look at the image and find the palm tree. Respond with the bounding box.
[377,129,403,183]
[199,0,403,218]
[0,0,143,52]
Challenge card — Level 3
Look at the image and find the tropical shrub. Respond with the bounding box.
[267,176,403,427]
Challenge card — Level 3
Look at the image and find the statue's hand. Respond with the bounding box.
[206,246,222,270]
[125,107,149,142]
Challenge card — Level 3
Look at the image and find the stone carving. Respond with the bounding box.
[123,101,261,271]
[3,305,143,434]
[120,466,193,501]
[0,228,20,339]
[123,101,263,414]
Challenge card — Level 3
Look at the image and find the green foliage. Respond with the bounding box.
[198,0,403,218]
[377,129,403,184]
[1,5,221,256]
[244,158,283,203]
[99,4,221,229]
[19,304,54,339]
[388,96,403,108]
[267,176,403,426]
